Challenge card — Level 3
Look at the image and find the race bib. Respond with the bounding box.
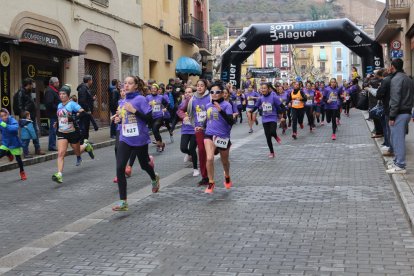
[329,95,338,102]
[236,100,241,105]
[123,123,139,137]
[153,104,161,112]
[59,117,69,128]
[183,117,191,125]
[262,103,272,112]
[293,100,301,106]
[214,136,229,149]
[197,111,206,122]
[248,100,254,106]
[306,99,313,105]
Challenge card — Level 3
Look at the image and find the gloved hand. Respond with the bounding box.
[0,121,6,128]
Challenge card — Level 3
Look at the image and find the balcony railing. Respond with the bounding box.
[197,31,212,53]
[387,0,411,20]
[181,16,204,44]
[375,5,402,43]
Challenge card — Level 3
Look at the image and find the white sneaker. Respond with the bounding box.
[387,161,395,169]
[386,164,406,174]
[184,155,189,163]
[192,169,200,177]
[381,146,390,151]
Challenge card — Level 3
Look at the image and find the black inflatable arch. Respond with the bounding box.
[220,18,384,87]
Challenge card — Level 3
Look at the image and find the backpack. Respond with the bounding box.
[13,90,22,116]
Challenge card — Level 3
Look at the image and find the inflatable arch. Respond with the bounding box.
[220,18,384,87]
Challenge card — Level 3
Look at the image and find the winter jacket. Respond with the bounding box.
[17,88,36,118]
[389,71,414,120]
[44,85,61,118]
[376,74,394,116]
[0,116,22,149]
[19,119,37,140]
[77,83,93,112]
[108,85,120,113]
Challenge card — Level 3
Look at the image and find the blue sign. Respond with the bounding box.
[391,50,403,59]
[296,76,302,82]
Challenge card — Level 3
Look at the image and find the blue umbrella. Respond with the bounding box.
[176,56,202,75]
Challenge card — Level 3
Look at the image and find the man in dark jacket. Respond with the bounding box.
[16,78,45,157]
[77,75,97,141]
[109,79,120,139]
[376,68,394,155]
[43,77,60,151]
[386,58,414,174]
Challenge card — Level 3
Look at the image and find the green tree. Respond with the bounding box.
[211,21,226,37]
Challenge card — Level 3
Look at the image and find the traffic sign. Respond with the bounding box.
[391,50,403,59]
[391,40,401,50]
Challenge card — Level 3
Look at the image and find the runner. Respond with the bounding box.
[112,76,160,211]
[303,82,315,132]
[313,83,323,125]
[146,83,170,152]
[203,82,234,194]
[52,85,94,184]
[177,79,210,186]
[250,83,283,158]
[344,78,359,117]
[245,84,260,133]
[319,82,326,125]
[179,87,199,177]
[287,81,307,139]
[0,108,26,180]
[223,88,239,122]
[323,78,343,140]
[235,89,246,123]
[276,85,288,134]
[160,85,174,143]
[282,82,292,128]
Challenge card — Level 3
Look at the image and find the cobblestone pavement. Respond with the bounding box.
[3,111,414,275]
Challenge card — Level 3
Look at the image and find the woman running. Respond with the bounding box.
[160,85,174,143]
[223,88,239,122]
[303,82,315,132]
[204,82,234,194]
[235,89,245,123]
[314,83,323,125]
[0,108,26,180]
[177,79,211,186]
[245,84,260,133]
[179,87,199,177]
[52,85,94,184]
[323,78,343,140]
[319,82,326,125]
[113,76,160,211]
[251,83,283,158]
[287,82,307,139]
[282,82,292,128]
[276,86,288,134]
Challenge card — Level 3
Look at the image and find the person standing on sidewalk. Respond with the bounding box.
[109,79,120,139]
[16,78,45,157]
[77,75,98,142]
[386,58,414,174]
[43,77,60,151]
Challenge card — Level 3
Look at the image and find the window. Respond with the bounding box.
[336,48,342,59]
[301,64,306,71]
[281,45,289,52]
[282,57,288,67]
[165,44,173,62]
[265,45,274,52]
[121,54,139,81]
[319,49,327,60]
[336,61,342,72]
[320,46,325,49]
[320,62,326,72]
[91,0,109,7]
[266,57,274,67]
[351,53,359,65]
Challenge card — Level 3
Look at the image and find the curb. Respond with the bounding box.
[0,126,179,173]
[362,111,414,231]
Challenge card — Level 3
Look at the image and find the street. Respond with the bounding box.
[1,111,414,275]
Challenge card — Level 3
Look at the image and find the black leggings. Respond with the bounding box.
[180,134,198,169]
[305,106,315,128]
[287,108,292,125]
[116,142,156,200]
[152,118,164,142]
[291,108,305,133]
[0,149,24,172]
[114,130,136,167]
[325,109,338,134]
[237,107,243,122]
[263,122,278,153]
[321,105,326,122]
[344,101,351,115]
[164,118,172,133]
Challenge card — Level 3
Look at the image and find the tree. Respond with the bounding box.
[211,22,226,37]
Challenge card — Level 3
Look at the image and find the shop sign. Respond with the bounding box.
[21,29,61,47]
[0,44,11,112]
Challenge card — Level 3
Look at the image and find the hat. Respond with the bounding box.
[152,83,160,89]
[60,84,71,96]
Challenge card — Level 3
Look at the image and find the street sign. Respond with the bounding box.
[391,40,401,50]
[391,50,403,59]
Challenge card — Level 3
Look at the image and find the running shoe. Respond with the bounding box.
[337,119,341,125]
[292,132,297,140]
[386,164,406,174]
[52,173,63,184]
[193,169,200,177]
[151,173,160,193]
[20,171,27,181]
[152,140,157,144]
[205,182,215,194]
[7,154,14,162]
[383,151,394,157]
[320,121,325,126]
[288,122,292,128]
[113,176,118,183]
[198,177,209,186]
[282,129,286,135]
[125,166,132,177]
[248,129,253,134]
[268,153,275,159]
[112,200,128,211]
[331,134,336,140]
[275,136,281,144]
[84,140,94,159]
[160,143,166,152]
[76,157,83,166]
[149,155,155,169]
[299,123,304,129]
[224,177,232,189]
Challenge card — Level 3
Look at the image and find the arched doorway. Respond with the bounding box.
[221,18,384,87]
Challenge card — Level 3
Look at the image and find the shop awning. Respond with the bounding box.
[176,56,201,75]
[0,33,18,43]
[16,39,85,57]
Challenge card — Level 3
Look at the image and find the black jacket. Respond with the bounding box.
[17,88,36,118]
[77,83,93,112]
[376,74,393,116]
[109,86,120,113]
[389,71,414,120]
[43,85,61,118]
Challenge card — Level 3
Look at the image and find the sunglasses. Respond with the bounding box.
[210,90,222,95]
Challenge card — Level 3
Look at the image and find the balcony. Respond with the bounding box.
[387,0,411,20]
[280,46,289,53]
[375,7,402,43]
[197,32,212,56]
[181,16,203,44]
[296,53,310,59]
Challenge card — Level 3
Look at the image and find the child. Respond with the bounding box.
[19,111,37,158]
[0,108,27,180]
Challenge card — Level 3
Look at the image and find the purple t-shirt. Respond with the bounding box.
[323,86,343,110]
[245,91,260,109]
[278,90,289,106]
[255,92,281,123]
[235,93,245,108]
[191,94,211,128]
[179,100,195,135]
[119,92,152,147]
[205,101,233,138]
[303,89,315,106]
[146,94,166,119]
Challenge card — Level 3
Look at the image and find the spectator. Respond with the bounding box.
[386,58,414,174]
[366,70,383,138]
[109,79,120,139]
[19,111,37,158]
[77,75,97,141]
[43,77,60,151]
[16,78,45,157]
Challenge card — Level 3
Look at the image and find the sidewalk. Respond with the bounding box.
[363,111,414,231]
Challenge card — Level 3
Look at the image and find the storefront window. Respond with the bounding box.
[121,54,139,81]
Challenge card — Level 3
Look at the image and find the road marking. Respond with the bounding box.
[0,129,264,274]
